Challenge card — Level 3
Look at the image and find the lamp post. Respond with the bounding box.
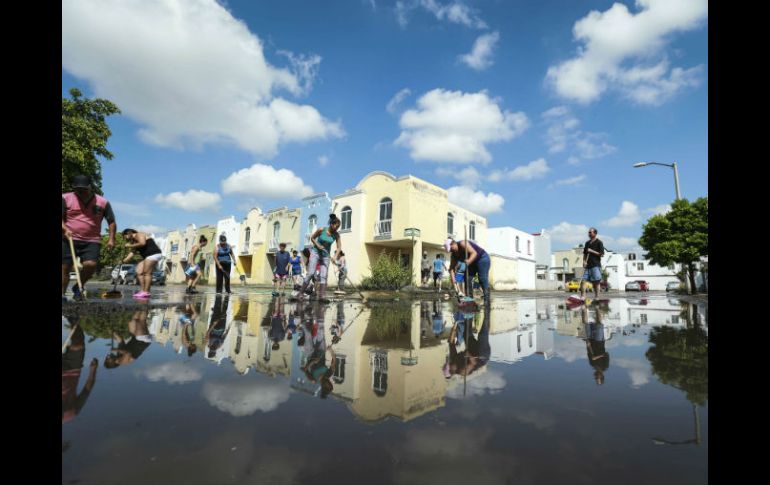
[633,162,681,200]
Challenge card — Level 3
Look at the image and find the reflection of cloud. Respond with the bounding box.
[136,361,202,384]
[620,337,646,347]
[614,358,651,388]
[515,410,556,430]
[446,368,505,398]
[202,378,291,416]
[555,338,585,363]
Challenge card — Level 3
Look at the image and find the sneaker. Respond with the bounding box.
[185,287,191,294]
[72,284,82,300]
[189,288,199,294]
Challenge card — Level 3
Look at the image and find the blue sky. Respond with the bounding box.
[62,0,707,252]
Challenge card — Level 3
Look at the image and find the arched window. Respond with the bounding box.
[341,206,352,230]
[308,214,317,233]
[527,240,532,255]
[447,212,454,236]
[244,227,251,246]
[371,350,388,397]
[273,222,280,240]
[469,221,476,240]
[562,258,569,271]
[516,236,520,252]
[379,198,392,221]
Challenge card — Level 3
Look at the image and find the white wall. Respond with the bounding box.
[623,260,679,290]
[488,227,536,290]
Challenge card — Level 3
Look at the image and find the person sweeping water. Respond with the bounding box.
[298,214,342,303]
[121,229,163,300]
[445,237,491,305]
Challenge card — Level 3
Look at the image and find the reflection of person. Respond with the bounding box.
[269,296,287,351]
[432,300,444,338]
[205,295,231,360]
[301,302,336,398]
[62,320,97,423]
[581,306,609,385]
[444,307,490,378]
[105,309,152,368]
[331,300,345,344]
[179,303,199,357]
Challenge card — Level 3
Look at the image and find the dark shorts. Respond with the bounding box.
[433,271,442,281]
[62,239,101,264]
[421,268,430,279]
[62,347,85,371]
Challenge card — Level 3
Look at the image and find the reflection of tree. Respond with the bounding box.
[66,310,136,339]
[645,324,708,406]
[370,303,411,341]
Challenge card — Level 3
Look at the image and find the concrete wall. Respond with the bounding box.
[489,254,518,290]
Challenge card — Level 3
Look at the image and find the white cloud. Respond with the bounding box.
[459,31,500,71]
[137,362,202,384]
[614,357,651,388]
[62,0,344,158]
[135,224,168,234]
[155,189,221,212]
[488,158,550,182]
[112,202,151,218]
[546,0,708,104]
[395,89,529,163]
[447,186,504,215]
[446,369,506,398]
[603,201,640,227]
[552,174,587,186]
[645,204,671,216]
[221,163,314,199]
[397,0,487,29]
[541,106,616,163]
[548,221,589,246]
[436,166,483,188]
[386,88,412,114]
[318,155,330,167]
[202,379,291,416]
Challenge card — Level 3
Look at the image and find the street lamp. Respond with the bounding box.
[633,162,681,200]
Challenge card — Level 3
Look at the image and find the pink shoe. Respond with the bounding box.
[133,291,151,299]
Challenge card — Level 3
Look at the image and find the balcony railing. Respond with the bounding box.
[304,233,313,247]
[374,219,392,239]
[269,237,280,251]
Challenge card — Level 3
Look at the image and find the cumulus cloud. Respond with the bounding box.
[446,369,506,398]
[202,379,291,416]
[552,174,587,187]
[603,201,641,227]
[645,204,671,216]
[112,202,151,218]
[396,0,487,29]
[546,0,708,105]
[62,0,343,158]
[135,224,168,234]
[488,158,550,182]
[541,106,616,164]
[447,186,505,215]
[436,166,483,187]
[155,189,221,212]
[221,163,314,199]
[137,362,202,384]
[386,88,412,114]
[395,89,529,163]
[614,357,651,388]
[548,221,589,246]
[614,237,639,248]
[515,410,557,430]
[459,31,500,70]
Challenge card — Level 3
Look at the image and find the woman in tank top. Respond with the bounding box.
[299,214,342,302]
[122,228,163,299]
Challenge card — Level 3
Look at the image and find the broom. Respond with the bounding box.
[101,250,126,298]
[67,235,87,300]
[458,226,477,311]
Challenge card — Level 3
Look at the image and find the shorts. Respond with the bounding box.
[144,253,163,263]
[582,266,603,282]
[421,268,430,279]
[184,264,200,277]
[455,273,465,283]
[273,273,289,281]
[433,271,442,281]
[62,239,100,265]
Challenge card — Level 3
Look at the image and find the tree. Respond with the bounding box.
[638,197,707,294]
[62,88,121,194]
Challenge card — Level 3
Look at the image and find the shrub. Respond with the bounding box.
[360,252,412,290]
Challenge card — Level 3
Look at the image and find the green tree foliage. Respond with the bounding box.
[645,323,708,406]
[62,88,121,194]
[368,303,412,341]
[360,252,412,290]
[98,233,128,270]
[639,197,708,294]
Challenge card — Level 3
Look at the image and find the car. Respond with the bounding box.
[111,264,136,285]
[634,280,649,291]
[152,269,166,286]
[567,279,609,292]
[666,281,681,292]
[123,266,138,285]
[625,281,641,291]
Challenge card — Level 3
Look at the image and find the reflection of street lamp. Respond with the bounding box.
[652,403,702,446]
[633,162,681,200]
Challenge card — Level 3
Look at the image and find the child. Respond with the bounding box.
[185,235,208,294]
[452,259,467,297]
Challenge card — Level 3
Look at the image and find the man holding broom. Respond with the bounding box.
[62,175,116,302]
[580,227,605,300]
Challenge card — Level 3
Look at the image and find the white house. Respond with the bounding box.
[487,227,536,290]
[623,253,679,290]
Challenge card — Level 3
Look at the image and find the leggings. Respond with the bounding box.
[303,250,330,286]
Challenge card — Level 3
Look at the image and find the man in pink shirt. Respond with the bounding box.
[62,174,116,300]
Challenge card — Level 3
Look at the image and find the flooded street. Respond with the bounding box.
[62,289,707,485]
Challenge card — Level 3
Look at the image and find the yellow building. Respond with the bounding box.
[164,230,181,280]
[553,247,585,284]
[331,172,489,286]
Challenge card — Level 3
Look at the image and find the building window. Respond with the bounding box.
[527,240,532,255]
[447,212,454,236]
[308,214,317,234]
[273,222,280,240]
[637,262,644,271]
[517,334,522,353]
[640,314,648,324]
[469,221,476,240]
[528,332,533,348]
[671,315,679,324]
[371,350,388,396]
[245,227,251,246]
[379,198,392,221]
[516,236,520,252]
[562,258,569,271]
[341,206,352,230]
[333,355,346,384]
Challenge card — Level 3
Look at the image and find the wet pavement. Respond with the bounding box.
[62,286,707,485]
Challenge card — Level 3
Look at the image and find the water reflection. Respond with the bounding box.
[104,308,152,369]
[62,317,97,424]
[580,306,610,385]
